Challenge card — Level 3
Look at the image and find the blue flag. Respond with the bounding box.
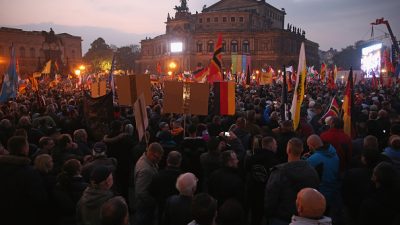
[0,45,18,103]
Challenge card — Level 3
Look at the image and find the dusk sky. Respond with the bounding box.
[1,0,399,53]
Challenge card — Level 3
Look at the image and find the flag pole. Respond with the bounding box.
[281,65,288,121]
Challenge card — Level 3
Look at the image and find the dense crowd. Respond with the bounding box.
[0,78,400,225]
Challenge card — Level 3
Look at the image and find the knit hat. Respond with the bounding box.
[93,142,107,155]
[90,166,112,184]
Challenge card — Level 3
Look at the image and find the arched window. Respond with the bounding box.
[39,48,45,58]
[231,40,238,53]
[242,40,250,53]
[71,50,76,58]
[30,48,35,58]
[197,42,203,53]
[222,41,226,52]
[20,47,25,58]
[207,41,214,52]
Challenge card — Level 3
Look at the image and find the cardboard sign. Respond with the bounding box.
[163,81,184,114]
[115,74,152,106]
[90,80,107,98]
[188,82,209,115]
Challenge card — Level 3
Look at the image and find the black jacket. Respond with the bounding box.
[0,155,48,225]
[208,166,244,206]
[163,195,193,225]
[265,160,319,222]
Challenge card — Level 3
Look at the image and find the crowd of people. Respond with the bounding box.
[0,78,400,225]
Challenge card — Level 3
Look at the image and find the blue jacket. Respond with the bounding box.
[307,145,340,201]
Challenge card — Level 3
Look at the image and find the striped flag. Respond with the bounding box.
[321,96,340,120]
[290,42,307,130]
[343,68,353,137]
[208,34,223,83]
[214,81,235,115]
[193,67,209,83]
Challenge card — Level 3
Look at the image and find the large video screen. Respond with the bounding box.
[361,43,382,77]
[170,42,183,53]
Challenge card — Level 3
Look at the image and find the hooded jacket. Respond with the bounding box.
[76,187,113,225]
[307,144,340,201]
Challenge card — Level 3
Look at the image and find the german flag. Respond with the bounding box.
[214,81,235,115]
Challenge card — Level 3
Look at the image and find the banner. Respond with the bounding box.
[260,70,273,85]
[0,45,18,103]
[83,92,114,141]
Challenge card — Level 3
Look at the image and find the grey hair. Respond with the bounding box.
[176,172,197,196]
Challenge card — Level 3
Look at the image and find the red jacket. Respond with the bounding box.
[320,128,352,172]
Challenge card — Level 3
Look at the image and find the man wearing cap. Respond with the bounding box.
[81,142,117,183]
[77,165,114,225]
[134,142,164,225]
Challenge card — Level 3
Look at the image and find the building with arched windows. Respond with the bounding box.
[0,27,82,76]
[135,0,319,74]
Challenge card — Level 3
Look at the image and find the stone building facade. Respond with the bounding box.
[0,27,82,76]
[136,0,319,74]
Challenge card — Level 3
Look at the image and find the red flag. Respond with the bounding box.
[193,67,209,83]
[320,63,326,82]
[321,97,340,120]
[156,62,162,74]
[208,34,223,83]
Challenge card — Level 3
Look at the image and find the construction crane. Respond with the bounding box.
[371,18,400,57]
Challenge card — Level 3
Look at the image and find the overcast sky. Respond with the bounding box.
[1,0,399,53]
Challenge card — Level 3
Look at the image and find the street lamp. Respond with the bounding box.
[168,71,172,76]
[75,69,81,76]
[169,62,177,70]
[79,65,86,71]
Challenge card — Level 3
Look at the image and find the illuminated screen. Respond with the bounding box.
[171,42,183,53]
[361,43,382,78]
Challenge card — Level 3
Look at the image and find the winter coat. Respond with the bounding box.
[0,155,48,225]
[306,145,340,201]
[163,195,193,225]
[208,166,244,206]
[265,160,320,222]
[382,147,400,170]
[76,187,113,225]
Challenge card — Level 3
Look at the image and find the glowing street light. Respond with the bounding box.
[168,71,173,76]
[256,70,260,75]
[74,69,81,76]
[169,62,177,70]
[79,65,86,71]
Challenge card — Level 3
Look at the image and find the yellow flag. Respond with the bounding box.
[290,42,307,130]
[41,60,51,74]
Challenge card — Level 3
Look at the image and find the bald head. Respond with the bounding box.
[307,135,323,152]
[296,188,326,219]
